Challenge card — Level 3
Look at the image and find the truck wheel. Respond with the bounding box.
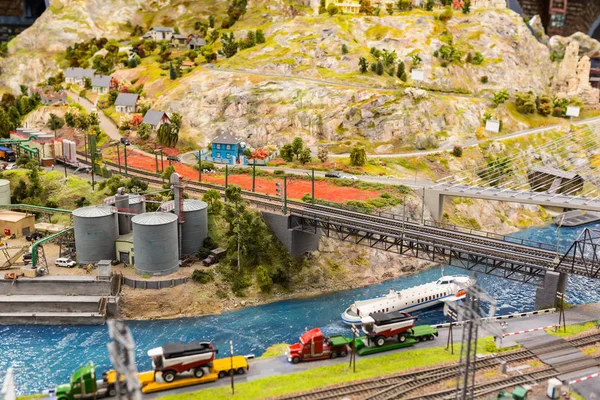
[162,370,176,383]
[330,351,338,359]
[218,371,226,379]
[193,367,205,378]
[291,356,301,364]
[236,368,245,375]
[376,336,386,347]
[428,334,435,341]
[107,386,117,397]
[340,350,348,357]
[398,334,406,343]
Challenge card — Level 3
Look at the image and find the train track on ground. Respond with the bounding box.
[276,332,600,400]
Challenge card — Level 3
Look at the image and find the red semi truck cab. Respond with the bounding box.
[286,328,350,364]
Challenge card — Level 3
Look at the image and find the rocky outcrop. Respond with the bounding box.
[549,32,600,59]
[528,15,549,45]
[552,41,600,105]
[470,0,506,9]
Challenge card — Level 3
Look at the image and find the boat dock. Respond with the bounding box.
[554,210,600,227]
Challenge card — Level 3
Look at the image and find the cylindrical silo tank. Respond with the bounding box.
[73,206,118,264]
[129,195,146,214]
[132,212,179,276]
[128,195,146,230]
[0,179,10,204]
[161,199,208,255]
[115,189,130,235]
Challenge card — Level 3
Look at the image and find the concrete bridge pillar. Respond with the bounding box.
[261,211,320,258]
[534,271,569,310]
[423,189,445,222]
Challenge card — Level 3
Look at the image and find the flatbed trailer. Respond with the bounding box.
[355,325,438,356]
[106,355,249,394]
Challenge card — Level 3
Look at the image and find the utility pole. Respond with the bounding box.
[84,133,88,163]
[311,168,315,204]
[252,158,256,192]
[283,175,288,215]
[107,321,142,400]
[154,144,159,173]
[198,156,202,183]
[63,158,68,179]
[225,164,229,188]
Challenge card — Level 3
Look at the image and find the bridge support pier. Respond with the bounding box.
[423,189,444,222]
[261,212,321,257]
[534,271,568,310]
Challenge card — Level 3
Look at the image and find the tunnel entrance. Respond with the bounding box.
[0,0,47,42]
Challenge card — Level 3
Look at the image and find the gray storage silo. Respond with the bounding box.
[129,195,146,214]
[132,212,179,276]
[114,188,130,235]
[73,206,118,264]
[0,179,10,205]
[160,199,208,256]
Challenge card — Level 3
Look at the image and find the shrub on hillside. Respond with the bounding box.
[438,6,453,21]
[515,91,536,114]
[192,269,214,284]
[452,145,463,157]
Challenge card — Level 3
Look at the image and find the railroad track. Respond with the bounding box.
[84,155,596,277]
[277,333,600,400]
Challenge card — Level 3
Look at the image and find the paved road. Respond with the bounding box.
[135,303,600,399]
[67,91,155,159]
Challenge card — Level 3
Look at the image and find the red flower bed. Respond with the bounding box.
[105,153,380,202]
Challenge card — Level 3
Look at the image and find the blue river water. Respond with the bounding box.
[2,222,600,394]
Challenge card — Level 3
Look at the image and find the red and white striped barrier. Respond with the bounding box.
[569,371,600,385]
[502,324,556,337]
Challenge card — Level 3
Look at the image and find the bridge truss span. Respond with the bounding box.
[290,208,600,283]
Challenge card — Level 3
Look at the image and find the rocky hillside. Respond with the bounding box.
[0,0,583,153]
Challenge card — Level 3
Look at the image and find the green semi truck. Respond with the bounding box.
[56,363,116,400]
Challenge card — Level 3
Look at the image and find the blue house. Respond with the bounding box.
[211,132,245,163]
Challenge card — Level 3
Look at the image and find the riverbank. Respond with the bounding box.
[119,238,436,320]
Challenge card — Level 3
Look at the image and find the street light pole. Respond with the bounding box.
[154,144,159,173]
[84,133,88,163]
[225,164,229,188]
[124,145,128,177]
[116,144,122,174]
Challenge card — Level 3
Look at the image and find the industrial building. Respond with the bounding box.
[0,211,35,237]
[72,173,209,276]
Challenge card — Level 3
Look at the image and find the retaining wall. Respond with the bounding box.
[122,276,188,289]
[0,276,112,296]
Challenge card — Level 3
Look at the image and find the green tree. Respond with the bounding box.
[477,158,513,187]
[299,148,311,165]
[7,107,20,130]
[256,265,273,293]
[83,77,92,89]
[169,62,176,80]
[350,145,367,166]
[218,32,238,58]
[76,113,90,131]
[48,113,65,133]
[359,57,368,73]
[64,111,75,128]
[426,0,434,11]
[157,122,179,147]
[492,89,510,107]
[203,189,223,214]
[397,61,407,81]
[515,91,536,114]
[280,144,294,162]
[341,44,349,55]
[317,146,328,163]
[170,112,183,128]
[162,164,176,180]
[209,15,215,28]
[462,0,471,13]
[291,136,304,159]
[327,3,339,15]
[536,94,552,116]
[386,3,394,15]
[452,145,463,157]
[256,29,266,44]
[409,53,422,67]
[0,108,10,138]
[376,60,384,76]
[137,122,152,140]
[128,57,138,68]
